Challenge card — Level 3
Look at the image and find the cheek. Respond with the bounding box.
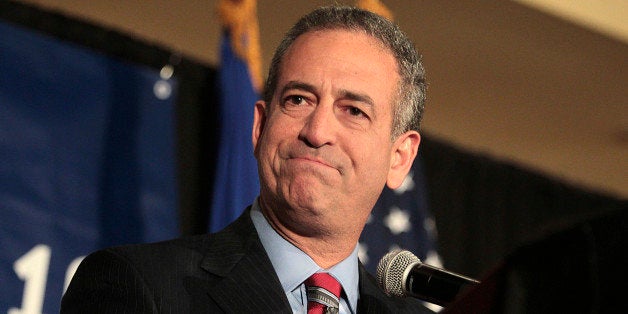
[352,140,392,177]
[258,119,290,170]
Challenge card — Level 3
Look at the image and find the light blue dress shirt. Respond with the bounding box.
[250,198,359,314]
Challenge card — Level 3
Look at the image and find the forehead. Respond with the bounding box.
[277,29,399,104]
[283,28,393,67]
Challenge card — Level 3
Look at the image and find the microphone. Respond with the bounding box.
[376,249,480,307]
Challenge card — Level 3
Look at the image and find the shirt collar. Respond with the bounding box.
[250,198,360,311]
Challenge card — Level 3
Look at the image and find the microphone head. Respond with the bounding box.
[376,249,421,297]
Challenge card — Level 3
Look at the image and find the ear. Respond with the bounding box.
[252,100,267,156]
[386,131,421,189]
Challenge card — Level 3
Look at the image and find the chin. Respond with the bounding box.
[289,192,327,213]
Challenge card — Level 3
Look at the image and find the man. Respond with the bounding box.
[62,6,431,313]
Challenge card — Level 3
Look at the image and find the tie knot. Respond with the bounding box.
[305,273,342,314]
[305,273,342,298]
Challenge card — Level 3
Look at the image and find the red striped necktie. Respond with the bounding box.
[305,273,342,314]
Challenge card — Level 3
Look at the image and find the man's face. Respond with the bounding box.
[252,29,416,236]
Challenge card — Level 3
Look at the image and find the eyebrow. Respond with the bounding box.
[280,81,375,108]
[280,81,317,96]
[338,89,375,108]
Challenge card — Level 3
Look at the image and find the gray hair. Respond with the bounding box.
[263,6,426,138]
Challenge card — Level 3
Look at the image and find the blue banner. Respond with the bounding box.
[0,21,179,313]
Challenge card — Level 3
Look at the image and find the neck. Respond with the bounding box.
[259,199,362,269]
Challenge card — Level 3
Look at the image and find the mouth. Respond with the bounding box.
[291,156,336,171]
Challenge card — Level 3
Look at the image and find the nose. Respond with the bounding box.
[298,104,336,148]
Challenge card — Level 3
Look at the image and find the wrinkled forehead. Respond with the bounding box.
[281,29,398,83]
[280,28,399,80]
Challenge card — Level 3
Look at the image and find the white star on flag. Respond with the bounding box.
[423,217,437,240]
[394,172,415,194]
[384,206,412,235]
[388,244,401,253]
[365,213,373,225]
[357,242,369,264]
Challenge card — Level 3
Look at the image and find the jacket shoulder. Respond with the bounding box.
[358,265,435,314]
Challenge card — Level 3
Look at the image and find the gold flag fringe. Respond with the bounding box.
[217,0,263,93]
[355,0,394,21]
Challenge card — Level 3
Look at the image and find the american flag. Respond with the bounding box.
[358,156,441,274]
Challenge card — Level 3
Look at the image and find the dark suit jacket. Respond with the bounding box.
[61,209,433,313]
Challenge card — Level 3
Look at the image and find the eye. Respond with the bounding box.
[348,107,365,117]
[343,105,370,120]
[284,95,306,106]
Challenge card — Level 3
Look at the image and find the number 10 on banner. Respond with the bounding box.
[8,245,84,314]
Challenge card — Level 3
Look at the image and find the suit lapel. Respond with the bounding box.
[357,263,394,313]
[198,209,292,313]
[191,209,427,313]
